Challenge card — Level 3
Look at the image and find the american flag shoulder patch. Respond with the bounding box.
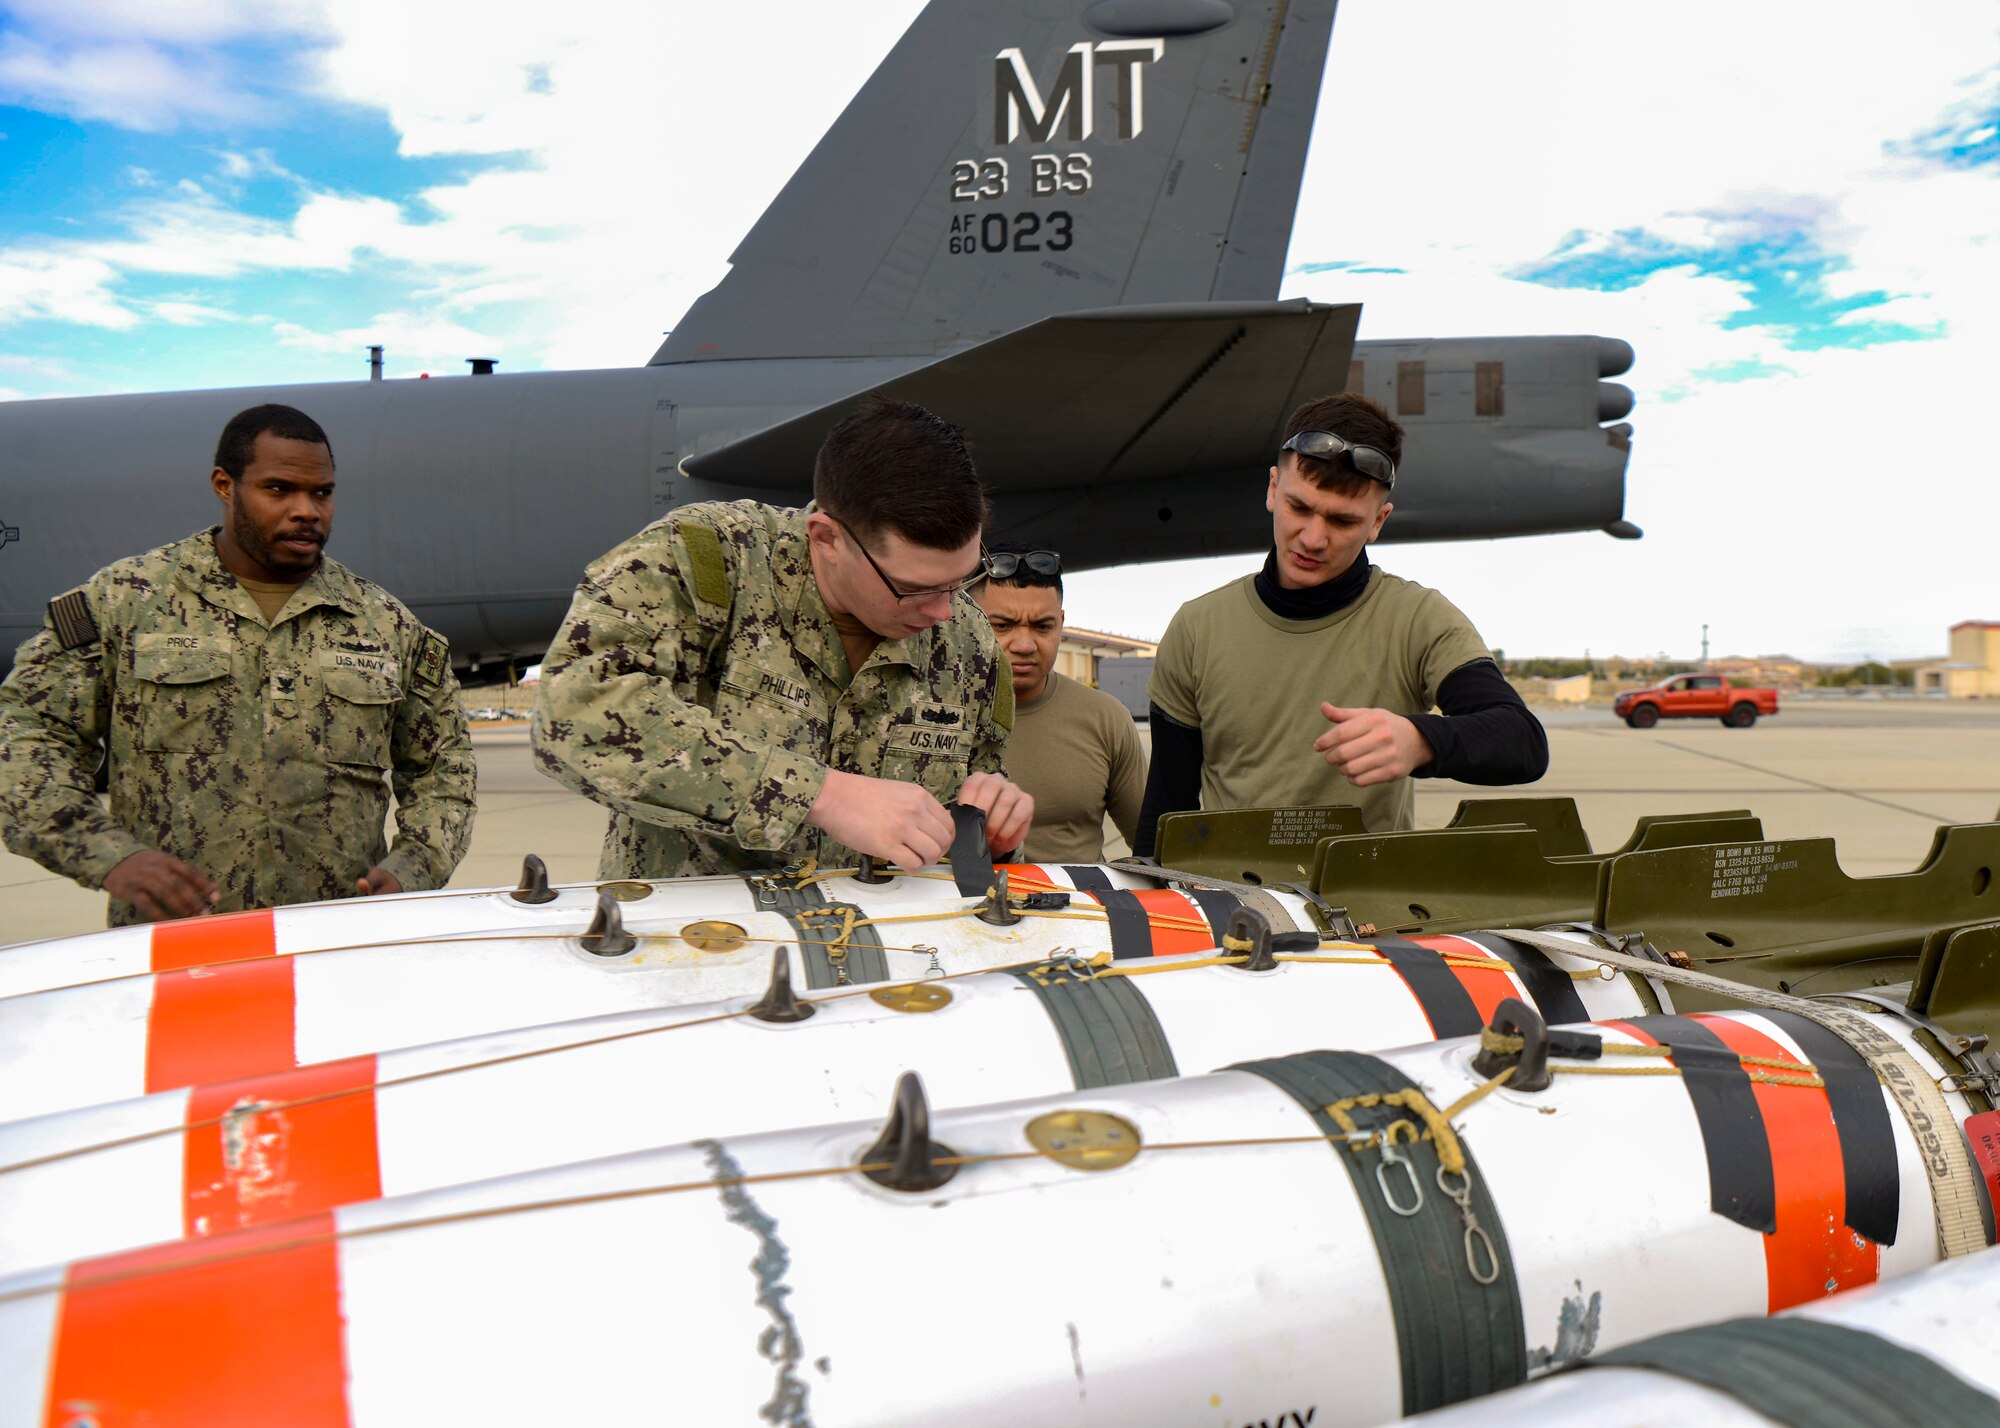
[48,591,99,651]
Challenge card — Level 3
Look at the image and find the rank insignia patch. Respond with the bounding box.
[412,630,450,691]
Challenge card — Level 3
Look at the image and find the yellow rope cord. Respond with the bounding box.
[0,1121,1489,1308]
[1438,1069,1518,1125]
[1474,1025,1825,1088]
[1095,955,1250,977]
[0,946,1119,1181]
[1320,1072,1514,1177]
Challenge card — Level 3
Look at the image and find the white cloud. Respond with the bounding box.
[0,0,1994,661]
[0,247,139,328]
[272,312,500,373]
[2,0,326,45]
[149,298,238,325]
[0,33,258,130]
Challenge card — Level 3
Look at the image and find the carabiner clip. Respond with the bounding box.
[1435,1164,1501,1285]
[1376,1139,1425,1217]
[1464,1223,1501,1285]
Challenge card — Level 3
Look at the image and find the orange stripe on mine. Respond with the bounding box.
[149,908,277,972]
[183,1056,383,1239]
[1131,889,1215,956]
[144,956,299,1096]
[44,1212,351,1427]
[1419,935,1521,1022]
[1696,1014,1878,1310]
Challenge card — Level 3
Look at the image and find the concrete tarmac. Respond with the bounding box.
[5,701,1998,943]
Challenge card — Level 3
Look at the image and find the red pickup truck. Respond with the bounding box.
[1614,675,1779,728]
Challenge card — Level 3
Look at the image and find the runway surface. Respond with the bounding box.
[6,700,1997,942]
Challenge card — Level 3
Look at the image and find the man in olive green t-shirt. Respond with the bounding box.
[1136,393,1547,850]
[977,544,1145,862]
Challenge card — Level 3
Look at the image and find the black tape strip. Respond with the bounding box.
[1093,890,1155,960]
[1590,1316,2000,1428]
[1462,932,1590,1025]
[1185,887,1242,944]
[1231,1049,1527,1414]
[948,804,996,896]
[1009,965,1179,1088]
[1755,1008,1901,1246]
[1371,935,1485,1038]
[1059,866,1156,959]
[1626,1014,1777,1233]
[778,901,889,990]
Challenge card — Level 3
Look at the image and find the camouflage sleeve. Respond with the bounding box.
[0,595,148,887]
[377,628,477,891]
[530,526,829,851]
[968,650,1010,778]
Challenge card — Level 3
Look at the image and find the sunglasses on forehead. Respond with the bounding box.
[1281,430,1398,488]
[986,549,1062,579]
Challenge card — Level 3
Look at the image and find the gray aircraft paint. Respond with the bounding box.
[0,0,1636,675]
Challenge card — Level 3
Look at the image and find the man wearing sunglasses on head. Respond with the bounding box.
[975,543,1145,862]
[533,395,1031,877]
[1135,393,1546,854]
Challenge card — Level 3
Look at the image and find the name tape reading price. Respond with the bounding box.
[948,211,1074,255]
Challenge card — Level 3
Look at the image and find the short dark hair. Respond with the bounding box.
[813,394,988,550]
[214,404,334,479]
[986,540,1063,597]
[1281,393,1403,497]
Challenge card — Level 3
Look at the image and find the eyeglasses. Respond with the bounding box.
[830,514,991,606]
[1281,430,1397,488]
[986,549,1062,580]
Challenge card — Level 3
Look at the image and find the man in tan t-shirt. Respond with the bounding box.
[1135,393,1547,849]
[976,543,1144,862]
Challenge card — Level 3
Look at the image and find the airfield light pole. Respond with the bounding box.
[1701,624,1710,666]
[367,346,383,382]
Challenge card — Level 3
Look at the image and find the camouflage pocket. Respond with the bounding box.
[878,742,971,802]
[131,645,233,753]
[321,668,399,769]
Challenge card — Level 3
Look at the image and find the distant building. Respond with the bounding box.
[1056,627,1157,686]
[1708,655,1813,690]
[1915,622,2000,698]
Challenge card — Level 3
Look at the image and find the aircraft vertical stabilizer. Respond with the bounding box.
[652,0,1339,364]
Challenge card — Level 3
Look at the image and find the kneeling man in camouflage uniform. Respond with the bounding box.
[0,404,476,925]
[533,396,1032,877]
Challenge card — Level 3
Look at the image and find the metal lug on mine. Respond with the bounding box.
[860,1071,959,1192]
[1225,905,1278,972]
[512,852,558,904]
[580,889,637,956]
[854,852,893,885]
[747,947,816,1023]
[1470,996,1578,1092]
[976,868,1024,926]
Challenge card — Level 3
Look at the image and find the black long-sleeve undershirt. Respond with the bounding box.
[1133,552,1548,856]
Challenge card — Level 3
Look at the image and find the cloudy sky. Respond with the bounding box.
[1,1,1994,662]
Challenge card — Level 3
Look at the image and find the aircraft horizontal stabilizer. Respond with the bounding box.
[682,299,1360,494]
